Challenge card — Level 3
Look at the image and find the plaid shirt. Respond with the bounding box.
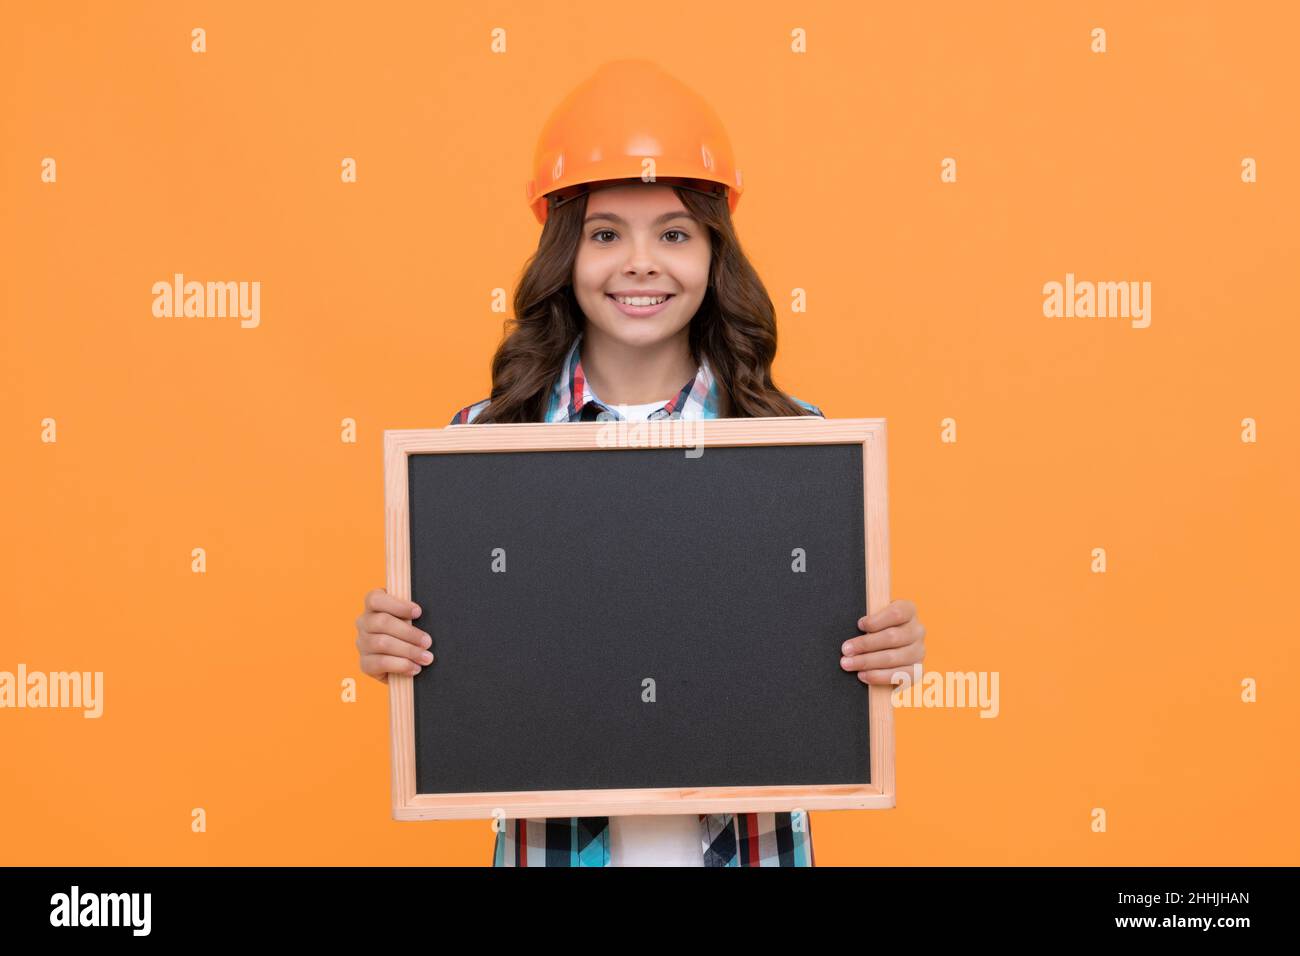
[450,330,824,866]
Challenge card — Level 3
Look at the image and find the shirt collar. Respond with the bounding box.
[544,330,721,422]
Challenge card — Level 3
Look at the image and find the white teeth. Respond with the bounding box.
[613,295,669,306]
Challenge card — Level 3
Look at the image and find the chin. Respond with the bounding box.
[603,322,685,349]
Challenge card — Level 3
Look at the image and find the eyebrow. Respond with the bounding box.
[583,210,697,227]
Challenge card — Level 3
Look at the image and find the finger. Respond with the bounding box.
[360,654,423,679]
[358,633,435,665]
[841,623,919,657]
[364,588,422,621]
[858,666,918,686]
[360,611,431,647]
[888,663,924,688]
[858,599,915,633]
[840,643,924,672]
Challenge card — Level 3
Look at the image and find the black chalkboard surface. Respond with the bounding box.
[384,418,893,820]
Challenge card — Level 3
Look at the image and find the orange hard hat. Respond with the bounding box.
[525,60,744,225]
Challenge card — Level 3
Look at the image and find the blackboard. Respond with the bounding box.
[384,418,893,820]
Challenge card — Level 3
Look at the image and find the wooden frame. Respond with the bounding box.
[384,417,894,820]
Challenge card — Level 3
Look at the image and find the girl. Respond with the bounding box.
[354,60,927,866]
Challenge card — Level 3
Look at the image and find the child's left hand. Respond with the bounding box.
[839,599,926,685]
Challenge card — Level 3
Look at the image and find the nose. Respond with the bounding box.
[620,235,662,277]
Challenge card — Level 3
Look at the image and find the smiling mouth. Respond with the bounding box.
[607,293,674,305]
[606,293,676,317]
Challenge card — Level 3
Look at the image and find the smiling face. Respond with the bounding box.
[571,182,712,351]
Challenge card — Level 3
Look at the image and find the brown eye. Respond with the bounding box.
[592,229,617,242]
[663,229,688,242]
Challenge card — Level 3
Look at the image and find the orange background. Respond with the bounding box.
[2,1,1296,865]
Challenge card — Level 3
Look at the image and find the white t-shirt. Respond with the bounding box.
[607,400,668,419]
[605,398,706,866]
[609,813,704,866]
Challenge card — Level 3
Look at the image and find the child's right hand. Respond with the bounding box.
[355,588,435,683]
